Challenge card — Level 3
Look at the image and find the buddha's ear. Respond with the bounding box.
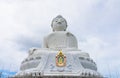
[51,22,53,28]
[51,23,54,32]
[64,25,67,31]
[64,29,66,31]
[53,29,55,32]
[51,18,54,27]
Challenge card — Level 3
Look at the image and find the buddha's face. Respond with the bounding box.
[52,15,67,31]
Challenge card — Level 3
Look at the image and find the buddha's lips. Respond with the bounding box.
[57,22,62,24]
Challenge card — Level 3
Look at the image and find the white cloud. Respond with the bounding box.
[0,39,27,71]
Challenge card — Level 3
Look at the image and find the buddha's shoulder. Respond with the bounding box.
[46,31,75,37]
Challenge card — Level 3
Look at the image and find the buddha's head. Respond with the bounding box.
[51,15,67,31]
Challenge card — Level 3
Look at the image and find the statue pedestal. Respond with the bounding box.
[14,49,102,78]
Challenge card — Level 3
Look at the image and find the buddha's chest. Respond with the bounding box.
[47,35,67,49]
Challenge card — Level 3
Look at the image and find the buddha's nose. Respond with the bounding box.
[58,22,61,24]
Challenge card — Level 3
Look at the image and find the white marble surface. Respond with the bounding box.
[15,15,102,78]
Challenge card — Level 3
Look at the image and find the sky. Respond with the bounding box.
[0,0,120,78]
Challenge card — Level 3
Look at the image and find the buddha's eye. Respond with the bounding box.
[61,19,64,22]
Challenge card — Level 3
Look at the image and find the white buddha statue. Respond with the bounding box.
[14,15,102,78]
[43,15,78,50]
